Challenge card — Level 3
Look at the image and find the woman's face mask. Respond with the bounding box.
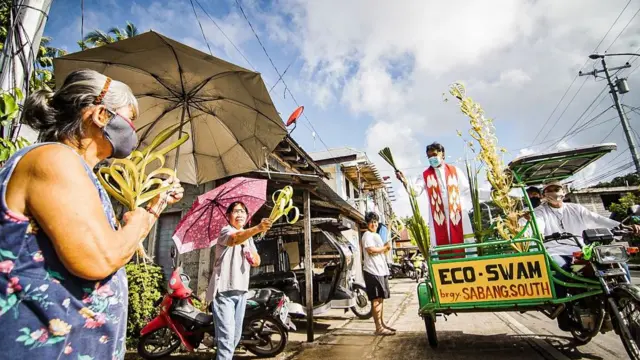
[103,109,138,159]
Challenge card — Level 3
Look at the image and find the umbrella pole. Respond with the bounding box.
[173,106,187,265]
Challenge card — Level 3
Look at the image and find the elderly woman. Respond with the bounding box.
[0,69,184,358]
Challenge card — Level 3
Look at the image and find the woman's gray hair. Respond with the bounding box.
[21,68,138,145]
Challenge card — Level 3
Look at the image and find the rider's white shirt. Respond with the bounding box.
[532,202,620,256]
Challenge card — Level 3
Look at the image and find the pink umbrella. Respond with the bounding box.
[172,177,267,254]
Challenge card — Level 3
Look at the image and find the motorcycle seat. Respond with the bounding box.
[248,288,273,305]
[172,300,213,326]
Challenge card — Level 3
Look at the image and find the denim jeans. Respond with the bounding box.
[213,290,248,360]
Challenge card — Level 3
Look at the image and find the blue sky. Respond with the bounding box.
[44,0,640,215]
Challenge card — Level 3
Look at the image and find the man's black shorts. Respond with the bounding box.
[363,270,390,301]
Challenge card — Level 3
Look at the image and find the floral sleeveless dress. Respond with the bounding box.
[0,143,128,360]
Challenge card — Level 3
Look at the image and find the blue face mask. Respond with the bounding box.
[428,156,442,168]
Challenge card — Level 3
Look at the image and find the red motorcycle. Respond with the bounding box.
[137,264,294,359]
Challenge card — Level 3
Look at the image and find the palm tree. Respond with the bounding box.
[83,29,116,48]
[83,21,139,49]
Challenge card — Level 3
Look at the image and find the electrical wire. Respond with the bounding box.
[544,85,610,150]
[605,5,640,53]
[233,0,334,157]
[189,0,213,56]
[530,0,633,147]
[193,0,256,71]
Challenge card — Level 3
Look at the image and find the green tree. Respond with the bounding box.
[83,21,139,48]
[594,173,640,188]
[609,193,640,220]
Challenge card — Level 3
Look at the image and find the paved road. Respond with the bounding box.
[288,278,634,360]
[127,276,639,359]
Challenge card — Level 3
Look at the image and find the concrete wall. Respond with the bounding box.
[569,193,610,217]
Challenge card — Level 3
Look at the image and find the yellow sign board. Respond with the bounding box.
[432,254,553,304]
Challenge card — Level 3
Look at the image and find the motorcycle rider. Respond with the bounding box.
[533,181,640,330]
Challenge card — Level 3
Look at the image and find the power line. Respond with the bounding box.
[601,122,621,142]
[604,5,640,52]
[544,85,609,150]
[193,0,256,71]
[233,0,334,157]
[189,0,213,56]
[531,1,632,147]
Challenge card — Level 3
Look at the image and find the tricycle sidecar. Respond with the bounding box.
[416,143,640,357]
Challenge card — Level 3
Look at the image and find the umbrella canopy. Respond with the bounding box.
[172,177,267,254]
[53,31,287,184]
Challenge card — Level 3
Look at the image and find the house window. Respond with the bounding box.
[345,178,351,199]
[601,194,622,210]
[155,212,182,280]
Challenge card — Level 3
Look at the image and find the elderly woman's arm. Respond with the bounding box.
[10,146,157,280]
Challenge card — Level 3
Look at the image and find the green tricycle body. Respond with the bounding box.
[416,143,627,347]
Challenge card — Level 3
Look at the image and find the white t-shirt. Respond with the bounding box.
[362,231,390,276]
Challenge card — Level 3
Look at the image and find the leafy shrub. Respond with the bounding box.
[125,262,165,348]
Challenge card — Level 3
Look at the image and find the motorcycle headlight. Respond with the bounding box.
[594,245,629,264]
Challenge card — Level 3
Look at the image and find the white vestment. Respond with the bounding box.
[410,165,477,255]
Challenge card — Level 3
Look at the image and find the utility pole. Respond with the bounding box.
[0,0,53,140]
[580,54,640,175]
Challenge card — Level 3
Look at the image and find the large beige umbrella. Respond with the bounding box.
[53,31,287,184]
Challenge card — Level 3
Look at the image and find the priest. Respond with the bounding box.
[396,142,476,258]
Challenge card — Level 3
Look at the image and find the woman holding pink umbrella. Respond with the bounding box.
[205,201,272,360]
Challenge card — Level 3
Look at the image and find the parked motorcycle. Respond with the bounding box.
[388,254,415,279]
[348,273,372,319]
[137,266,294,359]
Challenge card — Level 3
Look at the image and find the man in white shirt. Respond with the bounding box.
[534,181,622,271]
[361,212,394,335]
[532,181,639,331]
[396,142,476,258]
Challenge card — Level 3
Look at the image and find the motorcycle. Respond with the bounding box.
[137,266,294,359]
[388,254,415,279]
[413,254,427,283]
[348,273,373,319]
[544,226,640,356]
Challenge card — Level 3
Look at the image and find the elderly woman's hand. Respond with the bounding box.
[147,177,185,213]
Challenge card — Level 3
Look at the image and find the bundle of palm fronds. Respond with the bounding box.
[97,123,190,260]
[464,159,483,240]
[378,147,430,256]
[449,83,526,252]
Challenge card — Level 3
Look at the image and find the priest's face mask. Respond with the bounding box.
[427,149,444,168]
[544,186,565,208]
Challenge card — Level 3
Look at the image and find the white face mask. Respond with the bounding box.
[545,191,565,202]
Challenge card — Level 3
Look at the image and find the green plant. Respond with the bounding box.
[378,147,430,256]
[0,89,30,165]
[125,262,165,348]
[610,193,640,219]
[465,159,485,251]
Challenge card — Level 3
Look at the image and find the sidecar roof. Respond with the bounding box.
[508,143,617,186]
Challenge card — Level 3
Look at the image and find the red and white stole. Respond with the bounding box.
[423,164,464,257]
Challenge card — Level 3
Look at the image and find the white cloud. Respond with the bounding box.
[267,0,640,216]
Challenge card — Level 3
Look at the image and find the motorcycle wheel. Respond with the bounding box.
[244,316,288,358]
[137,327,181,359]
[351,287,373,319]
[610,295,640,360]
